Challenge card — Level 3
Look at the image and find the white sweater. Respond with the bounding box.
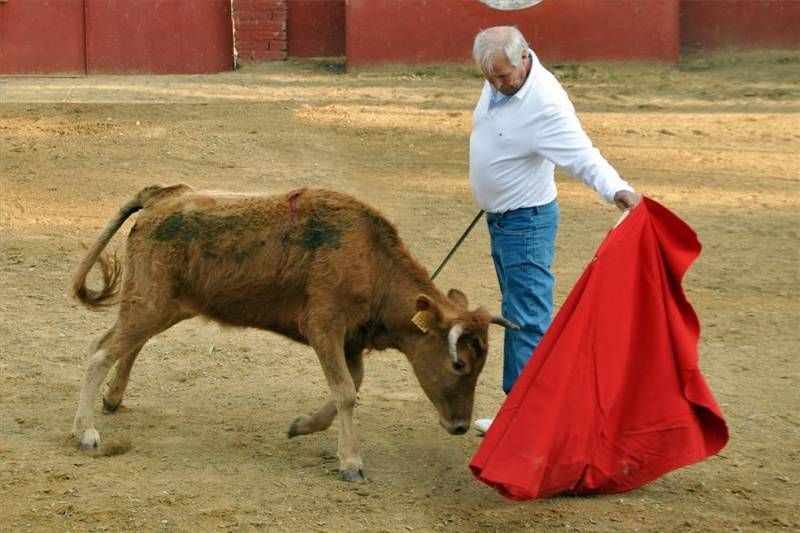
[469,50,633,213]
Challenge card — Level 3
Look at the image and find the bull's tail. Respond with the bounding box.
[72,185,165,309]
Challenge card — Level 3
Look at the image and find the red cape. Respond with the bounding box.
[470,197,728,499]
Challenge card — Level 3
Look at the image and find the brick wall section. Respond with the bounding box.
[232,0,287,63]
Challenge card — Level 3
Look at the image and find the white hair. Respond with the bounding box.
[472,26,529,76]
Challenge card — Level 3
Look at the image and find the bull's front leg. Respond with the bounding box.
[306,327,365,482]
[288,350,364,438]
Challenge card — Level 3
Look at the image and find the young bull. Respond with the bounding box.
[71,185,517,481]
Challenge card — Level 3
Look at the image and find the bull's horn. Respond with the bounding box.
[447,323,464,363]
[491,315,520,330]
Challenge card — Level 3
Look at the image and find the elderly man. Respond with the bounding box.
[469,26,641,434]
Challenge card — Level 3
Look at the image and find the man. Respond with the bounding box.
[469,26,641,434]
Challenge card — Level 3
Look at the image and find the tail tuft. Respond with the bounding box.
[73,252,122,308]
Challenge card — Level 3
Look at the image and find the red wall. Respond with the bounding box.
[0,0,86,74]
[681,0,800,50]
[1,0,235,75]
[86,0,233,74]
[345,0,680,67]
[287,0,345,57]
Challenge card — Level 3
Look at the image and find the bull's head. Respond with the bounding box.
[404,289,517,435]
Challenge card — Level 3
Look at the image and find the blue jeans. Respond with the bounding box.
[486,200,559,394]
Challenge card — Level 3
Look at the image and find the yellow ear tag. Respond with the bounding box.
[411,310,433,333]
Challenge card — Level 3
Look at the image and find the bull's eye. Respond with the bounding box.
[472,338,485,357]
[453,359,465,371]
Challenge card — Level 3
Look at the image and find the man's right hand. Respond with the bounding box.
[614,190,642,211]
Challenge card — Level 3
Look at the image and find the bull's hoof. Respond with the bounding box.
[287,416,303,439]
[102,397,121,413]
[340,468,366,482]
[77,428,101,452]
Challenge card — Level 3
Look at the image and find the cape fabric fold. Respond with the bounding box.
[470,197,728,500]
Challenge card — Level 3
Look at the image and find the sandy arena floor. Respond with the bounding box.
[1,51,799,531]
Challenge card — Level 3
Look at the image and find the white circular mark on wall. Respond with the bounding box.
[479,0,545,10]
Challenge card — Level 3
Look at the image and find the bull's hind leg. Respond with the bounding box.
[102,340,146,413]
[288,349,363,438]
[71,324,131,450]
[304,325,365,482]
[72,306,186,451]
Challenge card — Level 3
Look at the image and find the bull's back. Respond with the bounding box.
[125,188,395,333]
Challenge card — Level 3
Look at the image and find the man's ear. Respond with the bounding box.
[447,289,469,309]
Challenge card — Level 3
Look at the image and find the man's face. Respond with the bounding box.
[484,51,529,96]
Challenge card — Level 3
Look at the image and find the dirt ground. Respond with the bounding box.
[1,50,798,532]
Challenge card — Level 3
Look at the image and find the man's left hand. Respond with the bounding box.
[614,190,642,211]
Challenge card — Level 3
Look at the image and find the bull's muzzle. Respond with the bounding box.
[440,418,470,435]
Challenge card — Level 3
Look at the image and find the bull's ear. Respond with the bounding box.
[447,289,468,309]
[412,294,442,333]
[415,294,435,313]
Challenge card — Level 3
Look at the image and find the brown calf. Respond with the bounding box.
[71,185,516,481]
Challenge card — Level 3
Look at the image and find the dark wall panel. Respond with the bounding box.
[287,0,345,57]
[681,0,800,50]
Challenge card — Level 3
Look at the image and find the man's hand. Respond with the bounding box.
[614,190,642,211]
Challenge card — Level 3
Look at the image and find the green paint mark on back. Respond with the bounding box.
[299,218,342,250]
[153,211,241,243]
